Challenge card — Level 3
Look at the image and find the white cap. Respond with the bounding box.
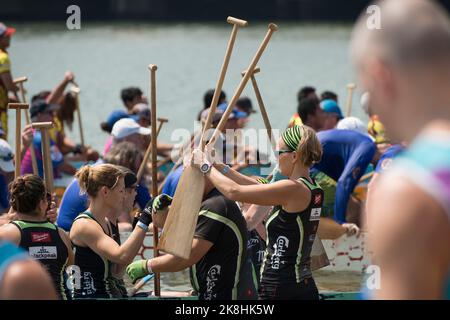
[0,139,14,173]
[111,118,151,139]
[337,117,373,140]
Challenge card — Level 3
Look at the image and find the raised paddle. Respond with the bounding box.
[70,86,85,148]
[241,66,276,152]
[136,117,168,182]
[8,103,29,178]
[14,77,39,175]
[200,16,248,151]
[32,122,54,193]
[345,83,357,117]
[158,23,278,260]
[208,24,278,148]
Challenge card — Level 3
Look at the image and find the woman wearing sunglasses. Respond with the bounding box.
[191,125,324,300]
[69,164,151,299]
[0,174,73,300]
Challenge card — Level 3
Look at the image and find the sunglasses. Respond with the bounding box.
[274,149,293,157]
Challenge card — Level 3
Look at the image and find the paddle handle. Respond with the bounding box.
[208,23,278,147]
[345,83,356,117]
[41,129,54,193]
[200,17,247,151]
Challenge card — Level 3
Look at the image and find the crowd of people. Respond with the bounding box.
[0,0,449,301]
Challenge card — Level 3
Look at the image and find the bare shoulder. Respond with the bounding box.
[0,223,21,244]
[70,217,102,245]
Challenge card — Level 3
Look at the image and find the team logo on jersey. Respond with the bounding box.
[31,232,52,243]
[205,265,221,300]
[352,167,361,179]
[314,194,322,205]
[310,208,321,221]
[271,236,289,270]
[29,246,57,259]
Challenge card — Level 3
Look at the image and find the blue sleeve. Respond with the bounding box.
[162,166,183,197]
[0,175,9,209]
[334,144,375,224]
[56,178,89,232]
[136,184,151,209]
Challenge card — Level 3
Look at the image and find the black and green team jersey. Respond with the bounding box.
[11,220,70,300]
[189,189,253,300]
[71,211,113,299]
[261,177,324,286]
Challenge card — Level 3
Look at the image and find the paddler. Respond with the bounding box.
[186,125,324,300]
[69,164,151,298]
[127,188,257,300]
[0,23,18,138]
[351,0,450,299]
[288,86,318,128]
[0,175,73,299]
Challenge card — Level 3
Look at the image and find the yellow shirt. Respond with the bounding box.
[368,115,389,144]
[0,50,11,111]
[287,112,303,128]
[49,116,64,142]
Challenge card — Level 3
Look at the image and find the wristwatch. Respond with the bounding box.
[200,162,212,174]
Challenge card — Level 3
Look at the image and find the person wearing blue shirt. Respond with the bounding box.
[161,165,183,197]
[312,129,379,224]
[374,144,404,173]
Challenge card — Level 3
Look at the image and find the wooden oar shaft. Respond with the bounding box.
[14,108,21,178]
[8,103,29,178]
[200,17,247,151]
[148,64,161,297]
[246,70,276,151]
[72,88,85,147]
[208,24,278,147]
[32,122,54,192]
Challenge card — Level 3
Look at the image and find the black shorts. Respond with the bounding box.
[258,278,319,300]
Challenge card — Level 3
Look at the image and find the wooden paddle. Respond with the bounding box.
[241,66,276,152]
[13,77,39,175]
[200,16,248,151]
[8,103,29,178]
[158,23,278,259]
[147,64,161,297]
[70,86,85,148]
[31,122,54,193]
[136,116,168,182]
[345,83,357,117]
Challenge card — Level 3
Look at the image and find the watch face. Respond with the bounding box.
[201,163,210,173]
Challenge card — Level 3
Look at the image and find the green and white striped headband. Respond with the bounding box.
[282,125,302,151]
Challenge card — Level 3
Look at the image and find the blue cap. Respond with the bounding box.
[217,102,248,120]
[105,110,138,129]
[321,99,344,119]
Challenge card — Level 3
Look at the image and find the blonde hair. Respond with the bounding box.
[296,125,322,167]
[75,164,125,197]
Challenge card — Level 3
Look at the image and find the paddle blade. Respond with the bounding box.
[158,165,205,259]
[310,236,330,271]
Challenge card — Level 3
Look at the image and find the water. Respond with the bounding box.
[7,22,365,150]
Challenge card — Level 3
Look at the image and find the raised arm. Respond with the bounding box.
[46,71,74,104]
[70,219,146,265]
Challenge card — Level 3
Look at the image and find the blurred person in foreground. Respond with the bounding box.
[351,0,450,299]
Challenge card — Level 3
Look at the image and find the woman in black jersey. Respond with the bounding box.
[69,164,151,299]
[192,125,324,300]
[0,174,74,300]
